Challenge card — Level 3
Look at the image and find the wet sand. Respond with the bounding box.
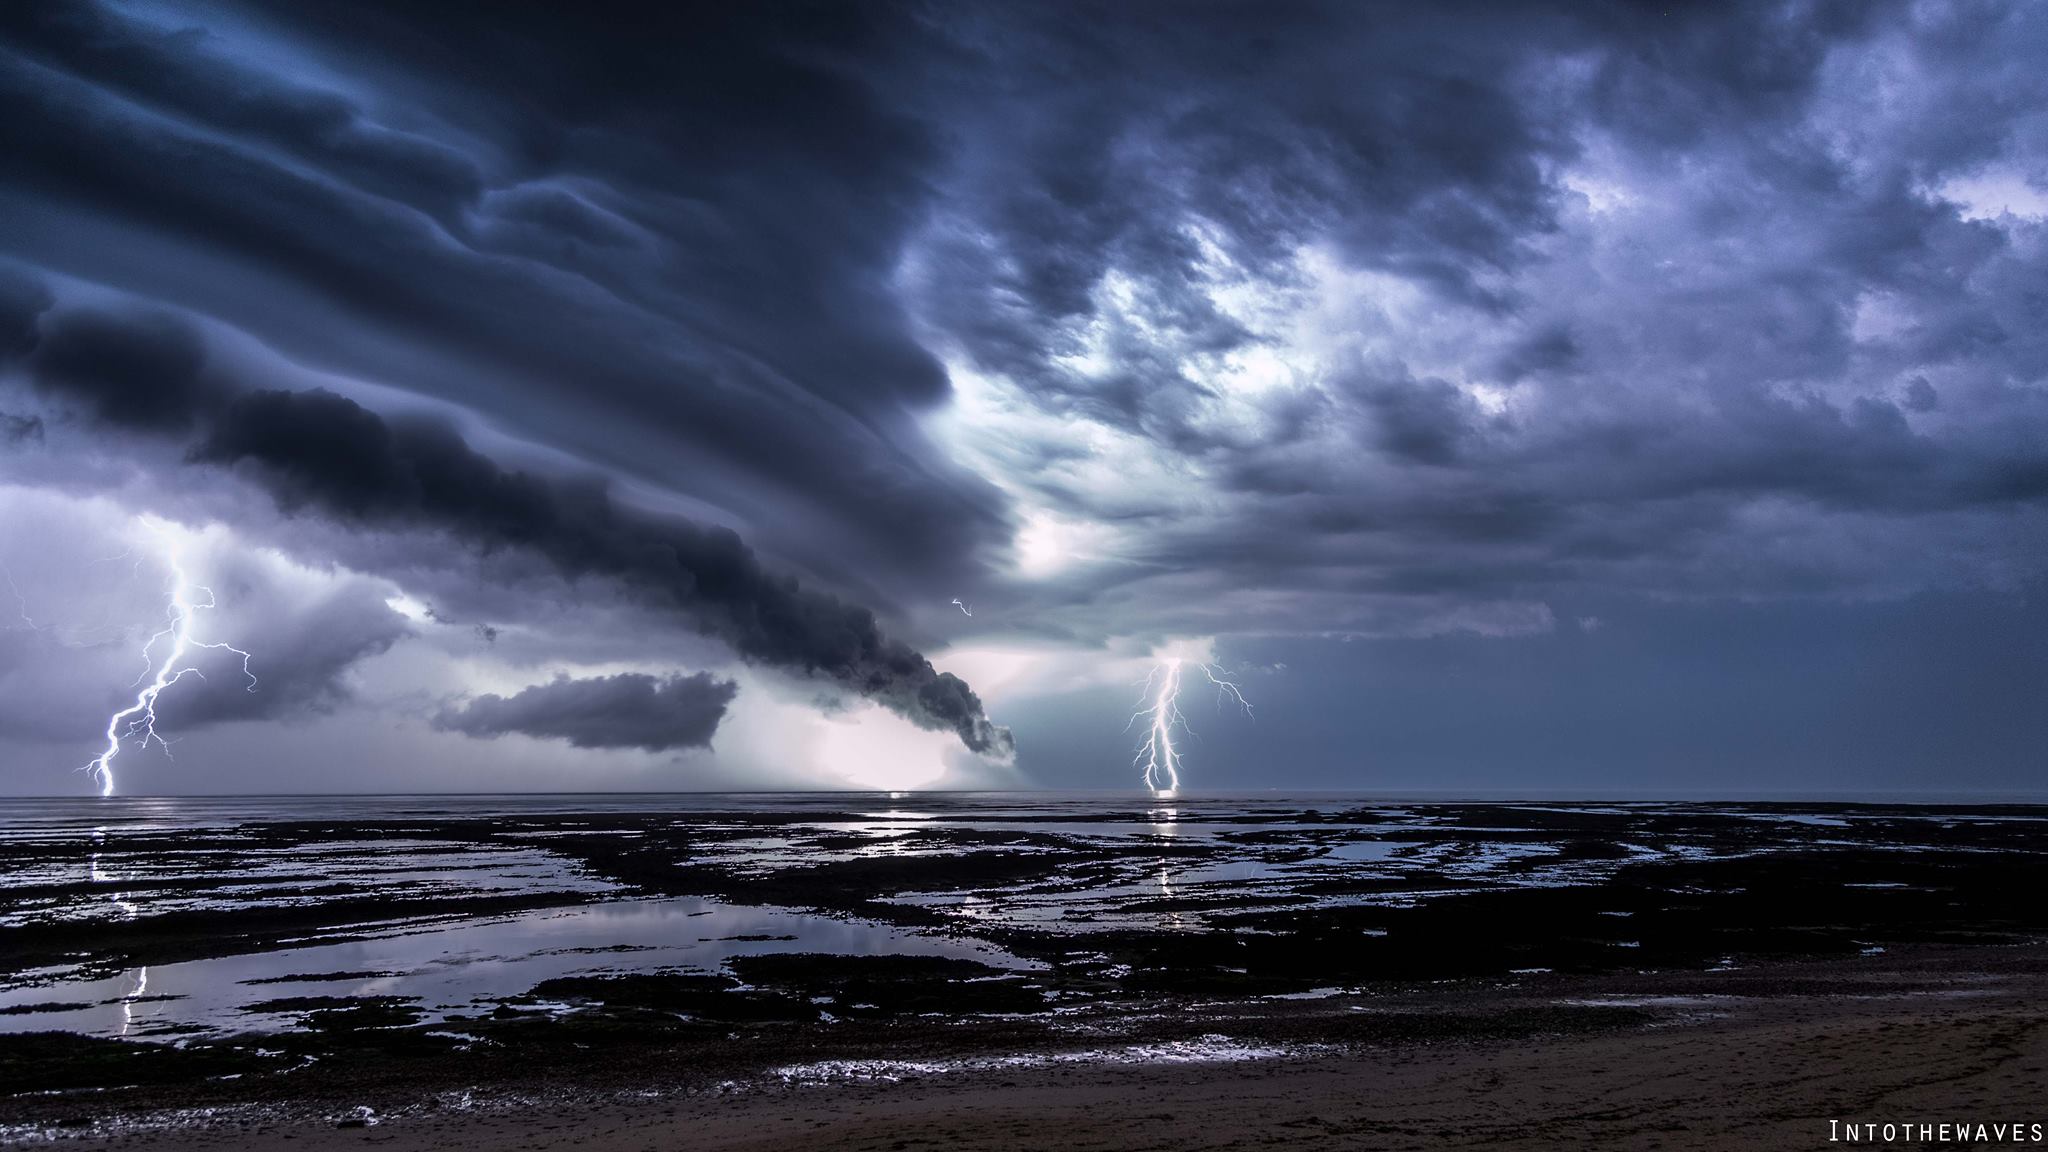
[50,944,2048,1150]
[3,797,2044,1146]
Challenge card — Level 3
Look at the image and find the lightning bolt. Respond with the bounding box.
[3,561,40,632]
[82,519,256,797]
[951,598,972,617]
[1128,656,1251,797]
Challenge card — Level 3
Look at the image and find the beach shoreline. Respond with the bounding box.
[10,940,2046,1149]
[4,798,2044,1147]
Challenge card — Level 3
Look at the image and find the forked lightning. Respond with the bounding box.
[1129,657,1251,797]
[82,520,256,797]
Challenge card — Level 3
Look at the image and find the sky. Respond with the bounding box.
[1,0,2045,796]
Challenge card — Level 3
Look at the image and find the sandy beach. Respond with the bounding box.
[26,942,2048,1150]
[4,798,2044,1148]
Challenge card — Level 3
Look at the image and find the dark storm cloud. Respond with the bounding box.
[902,0,1868,397]
[0,414,39,444]
[190,386,1011,754]
[29,308,223,431]
[433,671,738,753]
[0,1,485,220]
[1354,375,1480,467]
[882,0,2048,639]
[15,296,1010,756]
[0,264,50,362]
[12,0,2042,639]
[901,0,1583,408]
[3,0,2048,795]
[0,0,1004,594]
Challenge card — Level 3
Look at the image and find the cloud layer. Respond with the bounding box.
[435,671,738,752]
[2,1,2046,789]
[5,293,1010,758]
[905,1,2048,641]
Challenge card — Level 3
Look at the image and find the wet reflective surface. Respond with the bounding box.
[3,791,2045,1045]
[0,897,1030,1039]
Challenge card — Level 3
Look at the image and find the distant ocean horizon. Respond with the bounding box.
[2,787,2045,816]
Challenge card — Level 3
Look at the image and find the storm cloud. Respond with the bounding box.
[191,386,1013,755]
[2,1,2046,790]
[12,300,1010,756]
[435,672,738,752]
[0,0,1005,597]
[893,0,2048,645]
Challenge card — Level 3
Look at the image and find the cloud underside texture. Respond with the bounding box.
[0,0,2045,650]
[897,1,2048,630]
[1,281,1011,757]
[434,671,738,752]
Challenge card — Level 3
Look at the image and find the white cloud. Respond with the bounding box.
[1940,170,2048,222]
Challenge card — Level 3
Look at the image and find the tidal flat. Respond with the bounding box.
[1,794,2044,1147]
